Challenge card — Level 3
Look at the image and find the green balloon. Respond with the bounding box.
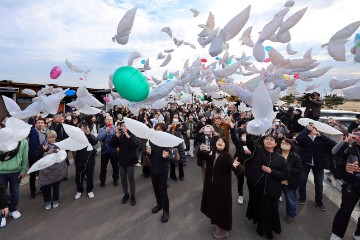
[169,73,174,79]
[113,66,149,102]
[228,59,231,65]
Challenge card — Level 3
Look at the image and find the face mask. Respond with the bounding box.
[241,135,247,142]
[66,116,71,121]
[281,145,291,151]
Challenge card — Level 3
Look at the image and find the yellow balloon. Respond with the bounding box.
[284,75,290,80]
[220,79,225,83]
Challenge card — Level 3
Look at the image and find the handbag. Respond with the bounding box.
[0,142,21,162]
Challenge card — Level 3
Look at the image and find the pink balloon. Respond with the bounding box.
[79,77,84,80]
[264,58,271,63]
[103,97,110,103]
[50,66,62,79]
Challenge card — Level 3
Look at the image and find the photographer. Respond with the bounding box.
[301,92,323,121]
[109,122,140,206]
[330,128,360,240]
[74,123,98,200]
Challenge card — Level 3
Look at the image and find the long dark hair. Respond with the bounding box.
[216,137,229,152]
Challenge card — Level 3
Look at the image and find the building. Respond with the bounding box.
[0,80,110,122]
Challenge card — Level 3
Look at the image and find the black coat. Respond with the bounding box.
[75,133,98,167]
[0,181,10,209]
[289,114,304,135]
[109,133,140,167]
[200,150,234,231]
[245,146,289,198]
[148,142,174,174]
[277,150,302,190]
[295,128,336,169]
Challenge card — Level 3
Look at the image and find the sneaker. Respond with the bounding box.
[330,233,342,240]
[9,210,22,220]
[0,217,6,228]
[88,192,94,199]
[100,182,105,187]
[52,202,59,208]
[353,234,360,240]
[122,194,130,204]
[298,199,305,205]
[45,203,51,210]
[135,163,141,167]
[130,195,136,206]
[285,217,295,224]
[152,205,163,213]
[190,154,194,157]
[279,196,282,202]
[75,192,82,200]
[113,181,119,187]
[237,196,244,205]
[185,151,189,156]
[316,202,326,211]
[31,191,37,199]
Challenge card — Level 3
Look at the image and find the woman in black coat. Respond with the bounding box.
[198,137,235,239]
[278,138,302,224]
[245,134,289,240]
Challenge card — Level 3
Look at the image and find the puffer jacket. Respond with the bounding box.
[38,144,68,186]
[295,128,336,169]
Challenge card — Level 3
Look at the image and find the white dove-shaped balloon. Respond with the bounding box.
[2,90,66,119]
[323,21,360,61]
[124,117,183,147]
[21,89,36,96]
[246,81,276,136]
[0,117,31,152]
[55,124,93,151]
[65,59,84,73]
[127,51,141,66]
[157,52,166,60]
[223,5,251,41]
[112,7,137,45]
[329,77,360,90]
[160,54,172,67]
[161,27,172,38]
[343,86,360,99]
[190,8,200,17]
[240,26,254,47]
[27,150,67,174]
[286,43,297,55]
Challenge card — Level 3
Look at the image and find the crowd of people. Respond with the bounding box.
[1,92,360,240]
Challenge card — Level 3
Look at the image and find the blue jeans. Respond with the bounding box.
[282,185,297,219]
[298,164,324,205]
[0,172,20,212]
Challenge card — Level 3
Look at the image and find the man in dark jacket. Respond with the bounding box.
[296,124,336,211]
[74,123,98,200]
[147,122,174,223]
[289,109,304,135]
[28,117,47,199]
[301,92,323,121]
[0,181,10,228]
[110,122,140,206]
[330,128,360,240]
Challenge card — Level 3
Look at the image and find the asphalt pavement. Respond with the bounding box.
[1,153,357,240]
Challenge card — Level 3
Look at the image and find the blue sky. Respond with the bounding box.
[0,0,359,96]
